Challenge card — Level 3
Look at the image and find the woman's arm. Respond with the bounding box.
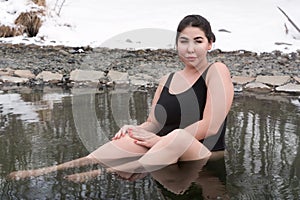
[184,62,234,140]
[113,74,168,139]
[137,74,168,133]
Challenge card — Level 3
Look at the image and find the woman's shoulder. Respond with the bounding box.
[208,62,231,77]
[210,61,228,70]
[158,73,174,87]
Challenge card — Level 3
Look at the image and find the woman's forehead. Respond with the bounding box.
[179,27,205,38]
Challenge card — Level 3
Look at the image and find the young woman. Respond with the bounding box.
[8,14,234,181]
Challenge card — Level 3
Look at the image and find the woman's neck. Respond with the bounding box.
[183,60,209,75]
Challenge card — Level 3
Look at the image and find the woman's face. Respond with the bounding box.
[177,26,212,68]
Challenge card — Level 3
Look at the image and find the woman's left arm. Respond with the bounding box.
[184,62,234,140]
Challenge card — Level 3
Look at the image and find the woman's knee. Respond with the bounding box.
[110,134,149,154]
[164,129,194,141]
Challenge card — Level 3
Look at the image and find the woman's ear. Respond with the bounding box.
[208,42,213,50]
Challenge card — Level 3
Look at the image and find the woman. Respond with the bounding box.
[8,14,234,181]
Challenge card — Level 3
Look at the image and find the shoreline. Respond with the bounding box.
[0,43,299,95]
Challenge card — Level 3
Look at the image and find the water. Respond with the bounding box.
[0,87,299,199]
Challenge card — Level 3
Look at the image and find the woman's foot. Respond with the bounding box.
[7,168,51,180]
[7,170,34,180]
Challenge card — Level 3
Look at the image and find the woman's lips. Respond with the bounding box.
[185,57,197,61]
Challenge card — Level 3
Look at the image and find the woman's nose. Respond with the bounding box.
[187,42,195,52]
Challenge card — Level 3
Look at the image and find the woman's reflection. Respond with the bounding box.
[151,151,228,199]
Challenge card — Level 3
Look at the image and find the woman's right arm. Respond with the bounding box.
[113,74,168,139]
[138,74,168,133]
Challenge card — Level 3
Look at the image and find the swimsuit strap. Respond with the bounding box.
[201,62,214,81]
[165,72,175,88]
[166,62,214,88]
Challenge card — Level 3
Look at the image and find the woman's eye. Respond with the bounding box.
[180,40,188,43]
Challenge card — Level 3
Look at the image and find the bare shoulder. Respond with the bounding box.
[153,73,170,96]
[158,73,171,87]
[211,62,230,72]
[151,73,172,105]
[208,62,231,78]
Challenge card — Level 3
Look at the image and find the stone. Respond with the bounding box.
[36,71,63,83]
[293,76,300,84]
[244,82,271,93]
[275,83,300,93]
[0,68,14,76]
[70,69,104,82]
[14,70,35,79]
[234,85,243,93]
[107,70,128,83]
[130,79,149,86]
[256,75,291,86]
[231,76,255,85]
[0,75,28,83]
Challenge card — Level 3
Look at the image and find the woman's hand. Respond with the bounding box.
[112,125,136,140]
[127,126,161,148]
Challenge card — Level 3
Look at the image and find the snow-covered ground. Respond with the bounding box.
[0,0,299,52]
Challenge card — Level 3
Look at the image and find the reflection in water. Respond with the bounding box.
[0,93,39,123]
[0,88,299,199]
[152,156,228,199]
[226,94,300,199]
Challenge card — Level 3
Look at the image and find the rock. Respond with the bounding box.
[275,83,300,93]
[232,76,255,85]
[293,76,300,83]
[36,71,63,83]
[58,49,70,56]
[70,69,104,82]
[234,85,243,92]
[256,75,291,86]
[244,82,271,93]
[14,69,35,79]
[0,75,28,84]
[128,73,155,87]
[0,68,14,76]
[130,79,149,87]
[107,70,128,83]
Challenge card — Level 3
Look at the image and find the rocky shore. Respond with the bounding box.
[0,43,299,94]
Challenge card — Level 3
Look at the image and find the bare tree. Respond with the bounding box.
[54,0,66,16]
[278,6,300,34]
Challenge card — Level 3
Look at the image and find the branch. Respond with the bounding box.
[277,6,300,33]
[57,0,66,16]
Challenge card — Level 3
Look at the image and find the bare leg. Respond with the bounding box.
[64,169,102,183]
[7,156,99,179]
[7,130,210,179]
[139,129,211,172]
[87,134,148,168]
[101,129,211,173]
[8,135,148,180]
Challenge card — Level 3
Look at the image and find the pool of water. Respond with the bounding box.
[0,87,299,199]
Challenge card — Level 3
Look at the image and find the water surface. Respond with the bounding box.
[0,87,299,199]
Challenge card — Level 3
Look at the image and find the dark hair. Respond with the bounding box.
[176,15,216,44]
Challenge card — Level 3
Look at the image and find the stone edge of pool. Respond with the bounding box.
[0,68,299,95]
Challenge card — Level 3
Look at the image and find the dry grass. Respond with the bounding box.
[0,25,23,37]
[14,11,42,37]
[32,0,46,7]
[0,0,46,38]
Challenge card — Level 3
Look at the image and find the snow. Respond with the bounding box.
[0,0,299,53]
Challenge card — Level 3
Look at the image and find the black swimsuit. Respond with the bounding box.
[154,65,226,151]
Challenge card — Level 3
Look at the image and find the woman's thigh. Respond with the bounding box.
[139,129,211,168]
[88,135,149,166]
[166,129,211,162]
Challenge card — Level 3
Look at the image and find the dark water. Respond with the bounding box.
[0,87,299,199]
